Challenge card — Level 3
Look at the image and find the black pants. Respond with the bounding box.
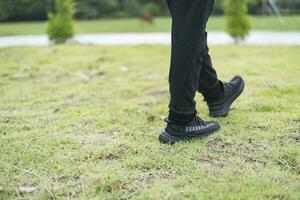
[166,0,222,124]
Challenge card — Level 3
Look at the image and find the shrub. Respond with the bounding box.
[75,0,119,19]
[0,0,54,22]
[47,0,75,44]
[142,2,160,16]
[121,0,141,17]
[224,0,251,43]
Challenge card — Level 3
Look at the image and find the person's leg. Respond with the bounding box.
[160,0,222,144]
[198,35,245,117]
[197,31,224,100]
[167,0,215,125]
[194,0,223,100]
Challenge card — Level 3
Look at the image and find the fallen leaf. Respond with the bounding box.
[18,186,36,194]
[53,108,60,113]
[147,115,156,122]
[120,66,129,72]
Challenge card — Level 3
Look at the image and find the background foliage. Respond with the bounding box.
[225,0,251,42]
[1,0,300,22]
[47,0,75,43]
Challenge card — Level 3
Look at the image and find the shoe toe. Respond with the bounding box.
[205,121,220,132]
[231,75,244,86]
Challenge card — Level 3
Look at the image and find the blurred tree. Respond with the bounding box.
[0,0,54,21]
[1,0,300,22]
[138,3,157,24]
[142,0,168,15]
[142,2,160,16]
[117,0,141,17]
[47,0,75,44]
[75,0,118,19]
[248,0,263,14]
[212,0,225,15]
[225,0,251,43]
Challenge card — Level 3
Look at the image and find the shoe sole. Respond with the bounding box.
[159,127,220,145]
[209,80,245,118]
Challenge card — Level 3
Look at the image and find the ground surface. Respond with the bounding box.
[0,16,300,36]
[0,45,299,199]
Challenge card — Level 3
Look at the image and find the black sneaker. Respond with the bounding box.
[207,76,245,118]
[159,116,220,144]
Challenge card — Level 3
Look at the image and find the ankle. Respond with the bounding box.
[203,81,224,101]
[168,110,196,126]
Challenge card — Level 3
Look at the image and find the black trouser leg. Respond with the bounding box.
[166,0,220,125]
[197,31,223,98]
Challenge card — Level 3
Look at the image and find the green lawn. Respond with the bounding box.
[0,15,300,36]
[0,45,299,199]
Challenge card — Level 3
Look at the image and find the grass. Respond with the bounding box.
[0,45,299,199]
[0,15,300,36]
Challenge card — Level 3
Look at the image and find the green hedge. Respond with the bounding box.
[0,0,54,21]
[0,0,300,22]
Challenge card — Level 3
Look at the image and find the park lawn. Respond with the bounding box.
[0,15,300,36]
[0,45,300,199]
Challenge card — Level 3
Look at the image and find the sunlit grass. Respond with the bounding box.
[0,45,299,199]
[0,15,299,36]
